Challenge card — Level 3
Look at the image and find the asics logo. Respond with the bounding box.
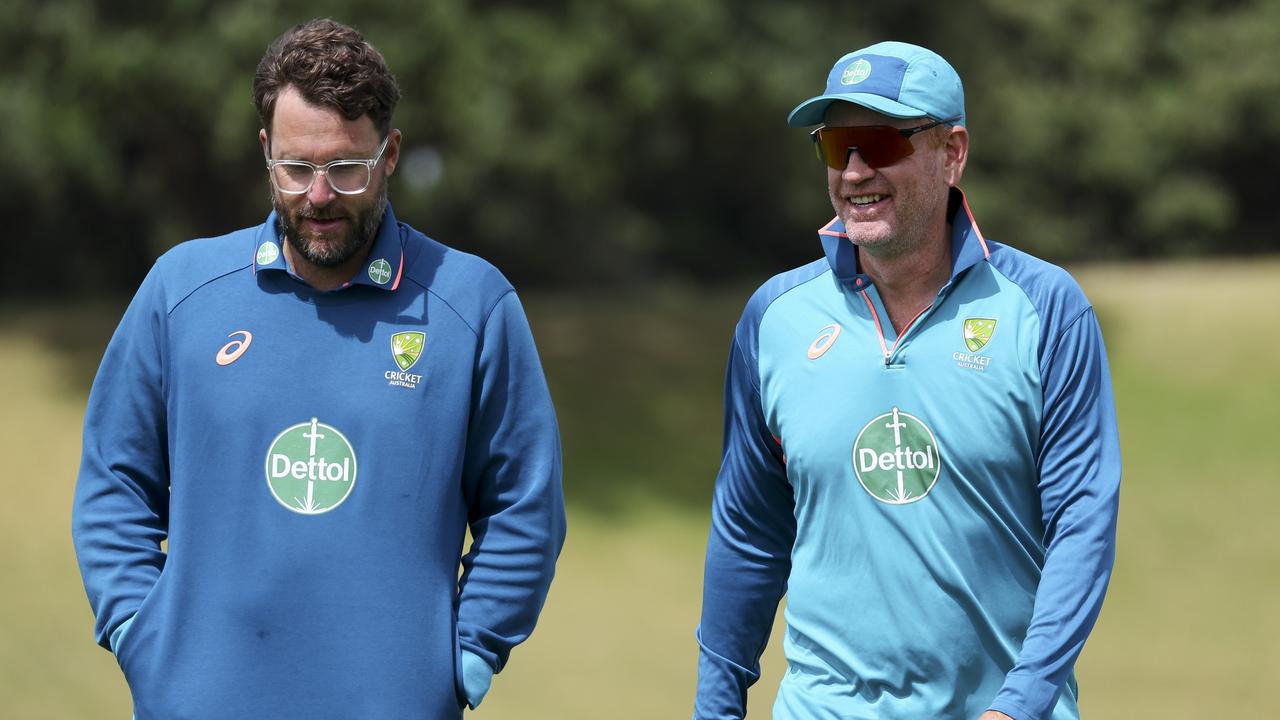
[807,323,841,360]
[215,330,253,366]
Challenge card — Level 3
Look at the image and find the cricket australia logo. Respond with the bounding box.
[954,317,997,372]
[852,407,941,505]
[386,331,425,389]
[963,318,996,351]
[265,418,358,514]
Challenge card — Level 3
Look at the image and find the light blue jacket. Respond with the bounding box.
[695,190,1120,720]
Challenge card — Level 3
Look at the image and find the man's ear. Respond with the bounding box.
[943,125,969,187]
[382,129,402,177]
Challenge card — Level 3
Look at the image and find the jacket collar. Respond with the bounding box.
[817,187,991,291]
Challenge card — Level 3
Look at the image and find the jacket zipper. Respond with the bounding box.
[858,290,935,366]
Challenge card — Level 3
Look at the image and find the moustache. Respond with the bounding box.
[296,205,349,221]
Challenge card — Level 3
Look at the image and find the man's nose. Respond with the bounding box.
[841,149,877,183]
[306,170,338,206]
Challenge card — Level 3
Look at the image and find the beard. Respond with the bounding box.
[272,180,388,268]
[829,179,949,260]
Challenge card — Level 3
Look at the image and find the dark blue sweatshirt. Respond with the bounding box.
[73,206,566,719]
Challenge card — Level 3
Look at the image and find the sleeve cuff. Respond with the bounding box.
[109,615,137,656]
[991,672,1063,720]
[460,649,495,709]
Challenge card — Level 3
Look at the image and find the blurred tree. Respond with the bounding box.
[960,0,1280,259]
[1,0,1276,297]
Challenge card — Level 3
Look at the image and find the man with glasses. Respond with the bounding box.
[693,42,1119,720]
[72,19,565,719]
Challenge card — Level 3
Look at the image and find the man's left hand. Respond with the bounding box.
[979,712,1014,720]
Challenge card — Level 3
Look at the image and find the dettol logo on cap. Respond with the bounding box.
[852,407,941,504]
[841,59,872,85]
[265,418,358,514]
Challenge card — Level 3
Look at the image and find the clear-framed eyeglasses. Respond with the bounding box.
[265,135,391,195]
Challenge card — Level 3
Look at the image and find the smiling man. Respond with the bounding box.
[72,19,565,719]
[693,42,1120,720]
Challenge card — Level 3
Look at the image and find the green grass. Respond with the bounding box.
[2,258,1278,718]
[0,329,132,719]
[1069,260,1280,718]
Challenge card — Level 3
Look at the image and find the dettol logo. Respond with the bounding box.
[368,258,392,285]
[852,407,941,505]
[265,418,358,514]
[256,241,280,266]
[841,59,872,85]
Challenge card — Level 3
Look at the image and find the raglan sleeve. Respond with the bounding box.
[455,289,566,709]
[693,322,796,720]
[989,306,1121,720]
[71,263,171,654]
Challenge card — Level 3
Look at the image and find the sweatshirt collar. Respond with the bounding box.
[252,204,405,291]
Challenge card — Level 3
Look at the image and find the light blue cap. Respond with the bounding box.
[787,41,965,127]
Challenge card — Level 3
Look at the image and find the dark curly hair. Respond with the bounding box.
[253,18,400,141]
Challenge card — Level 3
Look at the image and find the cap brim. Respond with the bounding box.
[787,93,929,127]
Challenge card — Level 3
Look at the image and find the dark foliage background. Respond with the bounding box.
[3,0,1277,296]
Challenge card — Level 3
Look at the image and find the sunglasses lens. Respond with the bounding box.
[815,126,915,169]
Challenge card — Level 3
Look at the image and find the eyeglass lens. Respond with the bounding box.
[272,162,371,194]
[814,126,917,170]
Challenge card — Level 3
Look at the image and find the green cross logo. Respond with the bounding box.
[368,258,392,285]
[852,407,941,505]
[391,331,425,371]
[841,59,872,85]
[265,418,358,514]
[963,318,997,352]
[256,241,280,265]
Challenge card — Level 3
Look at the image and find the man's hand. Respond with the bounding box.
[979,712,1015,720]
